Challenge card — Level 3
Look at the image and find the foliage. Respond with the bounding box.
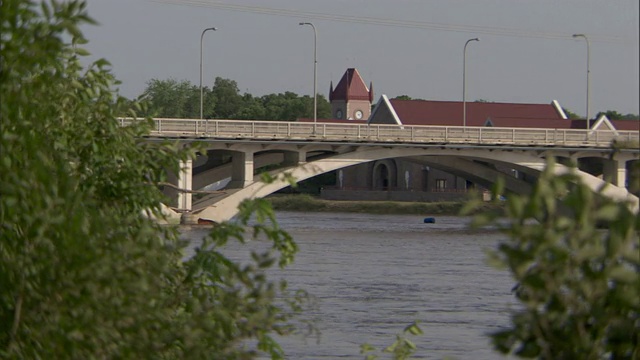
[596,110,639,121]
[463,158,640,359]
[266,194,503,215]
[562,107,581,119]
[560,108,639,121]
[392,95,427,101]
[138,77,331,121]
[210,77,243,118]
[140,78,202,118]
[360,322,423,360]
[0,0,305,358]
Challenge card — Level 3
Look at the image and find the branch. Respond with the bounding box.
[151,182,226,195]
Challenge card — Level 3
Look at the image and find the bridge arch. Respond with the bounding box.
[194,146,639,222]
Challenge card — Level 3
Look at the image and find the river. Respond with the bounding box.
[180,211,518,359]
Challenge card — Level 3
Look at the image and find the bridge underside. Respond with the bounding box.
[159,142,639,223]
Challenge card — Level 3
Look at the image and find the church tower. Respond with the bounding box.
[329,68,373,120]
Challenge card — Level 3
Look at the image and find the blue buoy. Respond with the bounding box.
[423,217,436,224]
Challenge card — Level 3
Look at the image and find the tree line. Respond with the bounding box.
[562,108,639,120]
[135,77,331,121]
[136,81,639,122]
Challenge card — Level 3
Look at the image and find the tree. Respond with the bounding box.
[596,110,640,120]
[137,77,332,122]
[562,107,582,119]
[211,76,243,118]
[140,78,201,118]
[235,93,266,120]
[315,94,332,119]
[393,95,413,100]
[464,159,640,359]
[1,1,304,358]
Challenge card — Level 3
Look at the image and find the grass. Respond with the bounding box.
[266,194,503,216]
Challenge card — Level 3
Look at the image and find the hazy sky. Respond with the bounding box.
[82,0,639,116]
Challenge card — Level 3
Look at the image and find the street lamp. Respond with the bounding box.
[463,37,479,128]
[200,27,217,119]
[572,33,590,128]
[299,22,317,133]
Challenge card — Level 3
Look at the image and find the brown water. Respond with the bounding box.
[181,211,517,359]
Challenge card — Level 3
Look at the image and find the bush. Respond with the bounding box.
[1,1,303,358]
[465,159,640,359]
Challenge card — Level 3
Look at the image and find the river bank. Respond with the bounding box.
[266,194,503,216]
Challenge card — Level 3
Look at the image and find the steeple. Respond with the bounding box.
[329,81,334,101]
[329,68,374,121]
[330,68,371,101]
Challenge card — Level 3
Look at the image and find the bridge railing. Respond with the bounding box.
[119,118,639,148]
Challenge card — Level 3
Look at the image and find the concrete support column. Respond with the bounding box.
[603,159,627,187]
[629,160,640,194]
[283,151,304,166]
[164,168,180,208]
[229,151,254,188]
[178,159,193,210]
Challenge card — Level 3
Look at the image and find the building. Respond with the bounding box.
[329,68,374,121]
[302,68,639,201]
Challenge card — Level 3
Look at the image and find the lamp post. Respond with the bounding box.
[572,33,590,128]
[463,37,479,128]
[200,27,217,119]
[299,22,317,133]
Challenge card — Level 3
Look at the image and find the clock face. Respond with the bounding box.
[355,110,364,120]
[336,109,343,119]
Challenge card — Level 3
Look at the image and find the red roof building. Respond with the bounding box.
[370,95,567,127]
[329,68,373,121]
[369,94,640,132]
[609,119,640,131]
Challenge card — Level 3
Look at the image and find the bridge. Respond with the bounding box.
[121,118,640,223]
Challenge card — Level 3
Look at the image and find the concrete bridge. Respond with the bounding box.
[120,118,640,223]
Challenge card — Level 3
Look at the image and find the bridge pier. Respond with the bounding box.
[178,159,193,211]
[284,150,305,166]
[602,158,628,187]
[228,151,254,188]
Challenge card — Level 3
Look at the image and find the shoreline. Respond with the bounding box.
[266,194,502,216]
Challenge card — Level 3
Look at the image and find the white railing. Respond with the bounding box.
[119,118,639,149]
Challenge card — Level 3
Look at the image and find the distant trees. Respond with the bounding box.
[596,110,639,120]
[138,78,331,121]
[393,95,413,100]
[562,108,639,120]
[562,107,581,119]
[141,78,200,118]
[137,81,638,123]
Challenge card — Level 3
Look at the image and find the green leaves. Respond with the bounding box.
[478,158,640,359]
[361,322,423,360]
[138,77,332,120]
[1,1,306,358]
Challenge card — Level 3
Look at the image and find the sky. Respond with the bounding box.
[82,0,640,116]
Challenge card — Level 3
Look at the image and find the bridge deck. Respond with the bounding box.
[121,118,639,149]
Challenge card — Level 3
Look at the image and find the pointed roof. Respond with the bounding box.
[330,68,372,102]
[595,114,640,131]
